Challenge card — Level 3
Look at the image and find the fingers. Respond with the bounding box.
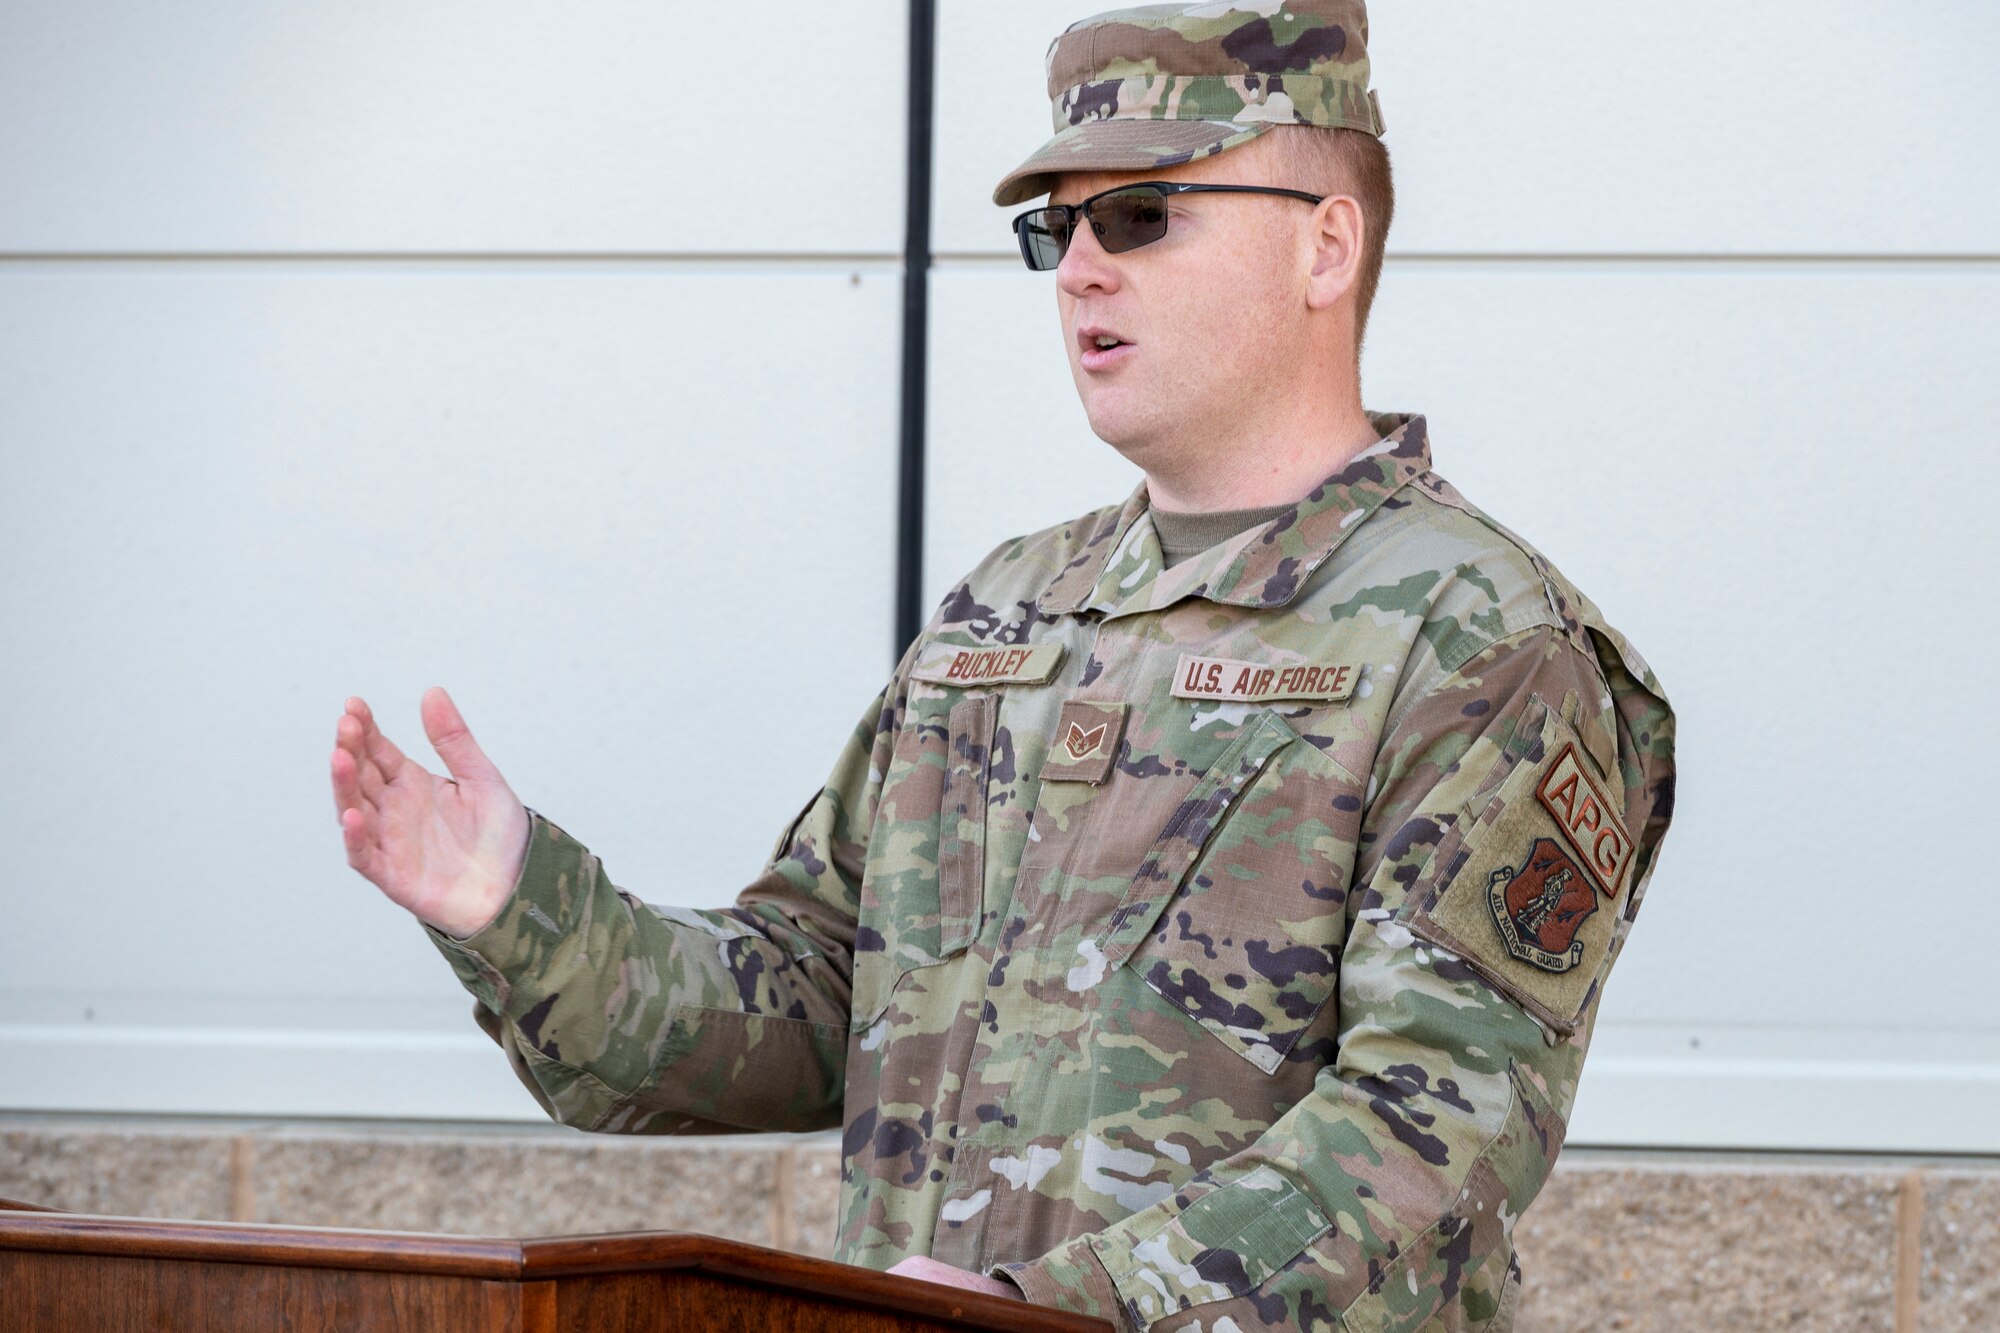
[339,806,376,879]
[420,685,504,786]
[330,741,367,822]
[331,693,405,827]
[332,703,388,796]
[347,695,412,782]
[333,706,374,813]
[333,749,373,874]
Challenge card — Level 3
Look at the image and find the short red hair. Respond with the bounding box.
[1263,125,1396,359]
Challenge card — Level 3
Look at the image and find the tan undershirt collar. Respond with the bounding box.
[1150,500,1296,570]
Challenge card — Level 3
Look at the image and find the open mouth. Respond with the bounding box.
[1078,328,1134,369]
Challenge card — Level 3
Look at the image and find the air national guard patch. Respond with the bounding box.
[1487,838,1597,973]
[911,641,1065,688]
[1403,701,1635,1037]
[1172,654,1361,704]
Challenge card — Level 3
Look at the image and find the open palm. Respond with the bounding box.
[330,686,529,939]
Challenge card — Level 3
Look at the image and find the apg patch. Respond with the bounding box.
[1487,837,1598,973]
[1041,700,1127,784]
[1536,743,1631,897]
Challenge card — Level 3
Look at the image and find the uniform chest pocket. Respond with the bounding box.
[851,690,997,1031]
[1104,710,1356,1074]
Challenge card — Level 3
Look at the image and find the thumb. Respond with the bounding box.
[420,685,504,785]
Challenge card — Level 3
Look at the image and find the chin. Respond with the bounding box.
[1072,372,1120,418]
[1083,400,1163,461]
[1076,367,1178,452]
[1078,392,1126,442]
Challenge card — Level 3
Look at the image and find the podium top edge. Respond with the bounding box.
[0,1210,529,1277]
[0,1212,1114,1331]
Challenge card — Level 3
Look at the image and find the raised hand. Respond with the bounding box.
[331,686,531,939]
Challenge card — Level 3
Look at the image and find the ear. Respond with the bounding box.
[1303,193,1365,313]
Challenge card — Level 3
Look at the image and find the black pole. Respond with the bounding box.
[894,0,937,662]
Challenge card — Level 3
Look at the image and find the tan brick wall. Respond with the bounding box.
[2,1115,1991,1330]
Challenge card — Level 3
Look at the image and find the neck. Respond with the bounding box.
[1139,401,1382,512]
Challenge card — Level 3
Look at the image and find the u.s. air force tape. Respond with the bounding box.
[1171,654,1361,704]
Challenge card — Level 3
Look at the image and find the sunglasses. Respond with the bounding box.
[1011,181,1327,271]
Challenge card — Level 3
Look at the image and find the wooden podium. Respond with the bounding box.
[0,1197,1113,1332]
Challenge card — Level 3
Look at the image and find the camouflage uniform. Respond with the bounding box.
[426,411,1677,1330]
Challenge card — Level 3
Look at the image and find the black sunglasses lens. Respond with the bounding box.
[1016,189,1169,270]
[1017,210,1070,270]
[1095,188,1169,254]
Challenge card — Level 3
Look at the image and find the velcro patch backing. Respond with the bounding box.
[1406,703,1630,1036]
[1041,700,1128,784]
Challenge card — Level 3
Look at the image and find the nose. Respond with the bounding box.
[1055,212,1121,298]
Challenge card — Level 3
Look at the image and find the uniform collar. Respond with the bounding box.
[1035,410,1432,617]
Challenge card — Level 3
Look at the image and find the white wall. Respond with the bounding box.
[1,2,908,1120]
[6,3,1998,1151]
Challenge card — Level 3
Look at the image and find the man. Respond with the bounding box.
[330,2,1676,1328]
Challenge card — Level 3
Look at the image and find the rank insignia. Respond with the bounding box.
[1061,720,1107,759]
[1042,700,1127,784]
[1487,837,1599,973]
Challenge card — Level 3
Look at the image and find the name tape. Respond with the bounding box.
[912,642,1066,687]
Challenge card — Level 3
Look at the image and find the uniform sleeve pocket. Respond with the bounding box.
[766,784,826,867]
[1403,694,1631,1038]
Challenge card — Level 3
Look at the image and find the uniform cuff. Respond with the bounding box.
[991,1235,1125,1328]
[421,808,587,1018]
[993,1164,1331,1332]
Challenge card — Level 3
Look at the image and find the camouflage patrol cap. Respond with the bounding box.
[992,0,1386,208]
